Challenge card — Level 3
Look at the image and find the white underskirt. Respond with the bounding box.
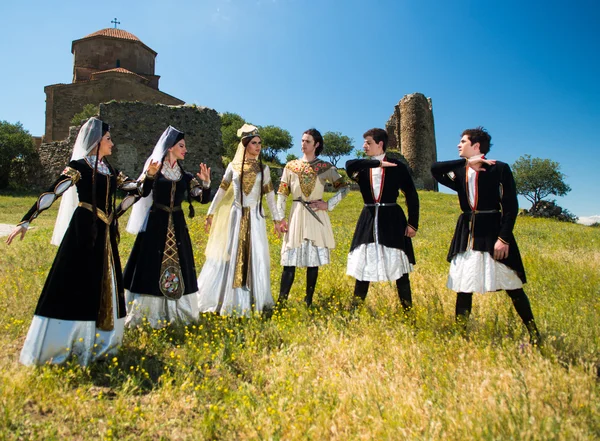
[346,243,413,282]
[197,204,275,317]
[447,249,523,293]
[20,266,124,366]
[125,290,200,328]
[281,240,330,267]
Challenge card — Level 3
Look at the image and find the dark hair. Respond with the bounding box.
[156,154,196,219]
[240,136,265,218]
[172,132,185,147]
[461,127,492,154]
[87,121,116,247]
[303,128,324,156]
[177,160,195,219]
[363,128,388,151]
[89,157,120,247]
[104,158,120,244]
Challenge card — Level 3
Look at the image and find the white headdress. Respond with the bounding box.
[51,117,106,246]
[126,126,184,234]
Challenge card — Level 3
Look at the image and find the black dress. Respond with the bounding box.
[123,161,211,326]
[431,158,526,283]
[18,157,141,366]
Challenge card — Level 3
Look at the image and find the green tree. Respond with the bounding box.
[286,153,299,163]
[323,132,354,167]
[354,148,367,159]
[0,121,38,189]
[512,154,571,208]
[258,125,293,163]
[220,112,247,159]
[70,104,99,125]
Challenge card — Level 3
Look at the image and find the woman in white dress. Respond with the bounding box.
[197,124,284,316]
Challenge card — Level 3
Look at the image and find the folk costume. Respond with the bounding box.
[18,117,142,366]
[276,158,348,306]
[197,125,283,316]
[431,156,541,342]
[345,154,419,309]
[124,126,211,328]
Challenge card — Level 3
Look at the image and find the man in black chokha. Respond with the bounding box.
[345,128,419,312]
[430,126,541,344]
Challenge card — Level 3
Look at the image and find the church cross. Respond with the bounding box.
[111,18,120,29]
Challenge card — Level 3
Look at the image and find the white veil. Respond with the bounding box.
[126,126,184,234]
[50,117,105,246]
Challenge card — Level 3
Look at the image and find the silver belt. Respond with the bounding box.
[463,209,499,215]
[364,203,397,207]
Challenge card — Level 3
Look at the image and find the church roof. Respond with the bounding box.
[91,68,149,82]
[72,28,157,56]
[84,28,141,41]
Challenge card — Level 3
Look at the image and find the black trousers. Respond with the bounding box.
[456,289,541,342]
[278,266,319,307]
[353,274,412,311]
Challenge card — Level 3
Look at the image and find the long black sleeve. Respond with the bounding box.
[498,163,519,242]
[346,159,381,181]
[19,161,81,226]
[399,162,420,230]
[431,159,466,192]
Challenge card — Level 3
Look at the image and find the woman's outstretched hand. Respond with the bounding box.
[6,225,26,245]
[197,163,211,182]
[147,160,161,178]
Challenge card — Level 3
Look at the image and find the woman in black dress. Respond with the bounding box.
[124,126,211,328]
[6,117,142,366]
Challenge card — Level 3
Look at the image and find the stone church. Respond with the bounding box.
[43,27,184,142]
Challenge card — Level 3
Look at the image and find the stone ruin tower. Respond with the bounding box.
[386,93,438,191]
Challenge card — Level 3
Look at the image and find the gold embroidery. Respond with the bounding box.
[190,177,201,190]
[116,171,127,187]
[262,181,274,194]
[277,181,290,196]
[61,166,81,184]
[285,159,333,198]
[233,207,251,289]
[233,159,262,196]
[220,180,231,191]
[97,219,114,331]
[333,178,348,189]
[78,202,114,224]
[159,181,184,299]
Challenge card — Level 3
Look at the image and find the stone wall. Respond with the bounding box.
[45,76,184,142]
[37,126,80,186]
[37,102,224,190]
[387,93,438,191]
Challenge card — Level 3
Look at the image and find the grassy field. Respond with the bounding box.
[0,191,598,440]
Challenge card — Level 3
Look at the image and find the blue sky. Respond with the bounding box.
[1,0,598,216]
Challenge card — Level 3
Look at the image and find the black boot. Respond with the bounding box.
[354,280,369,301]
[277,266,295,306]
[350,280,369,311]
[455,292,473,333]
[396,274,413,312]
[305,267,318,307]
[507,289,542,345]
